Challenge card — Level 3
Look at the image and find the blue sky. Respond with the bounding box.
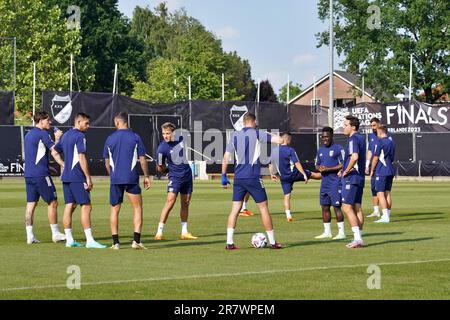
[118,0,342,95]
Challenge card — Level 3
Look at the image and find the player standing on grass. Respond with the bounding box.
[370,125,396,223]
[154,122,198,241]
[269,132,321,222]
[314,126,346,240]
[104,112,151,250]
[23,111,66,244]
[55,113,106,249]
[340,115,366,248]
[366,117,382,218]
[221,113,284,250]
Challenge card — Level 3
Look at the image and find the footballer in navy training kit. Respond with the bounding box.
[154,122,198,241]
[340,115,366,249]
[23,111,66,244]
[269,132,321,222]
[104,112,151,250]
[221,113,284,250]
[55,113,106,249]
[370,124,396,224]
[315,126,346,240]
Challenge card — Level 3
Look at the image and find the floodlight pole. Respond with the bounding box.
[328,0,334,128]
[70,54,73,97]
[409,54,413,102]
[13,37,16,89]
[362,76,365,102]
[32,63,36,126]
[222,73,225,101]
[112,64,118,94]
[287,74,290,104]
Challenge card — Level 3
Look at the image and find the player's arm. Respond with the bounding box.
[139,155,151,190]
[294,161,309,184]
[221,151,232,188]
[268,163,278,181]
[79,153,93,191]
[343,153,358,177]
[365,149,372,175]
[49,143,64,168]
[320,163,343,173]
[104,158,111,175]
[370,155,379,177]
[156,148,168,173]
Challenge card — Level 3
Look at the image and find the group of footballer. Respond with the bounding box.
[23,110,395,250]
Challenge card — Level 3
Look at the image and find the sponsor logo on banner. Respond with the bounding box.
[230,105,248,131]
[0,161,25,176]
[334,106,383,131]
[385,104,449,126]
[51,94,73,124]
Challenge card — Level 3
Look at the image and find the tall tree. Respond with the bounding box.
[0,0,81,112]
[259,80,278,102]
[48,0,146,95]
[316,0,449,103]
[278,81,302,103]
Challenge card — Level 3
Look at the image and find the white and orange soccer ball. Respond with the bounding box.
[251,233,267,248]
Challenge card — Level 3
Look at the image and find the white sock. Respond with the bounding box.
[226,228,235,245]
[266,230,276,245]
[352,226,362,242]
[156,222,165,235]
[64,228,74,243]
[285,210,292,219]
[84,228,94,243]
[373,206,380,214]
[181,222,188,234]
[387,209,391,215]
[242,201,247,211]
[26,226,34,241]
[382,208,390,218]
[324,222,331,235]
[50,224,60,236]
[337,222,345,234]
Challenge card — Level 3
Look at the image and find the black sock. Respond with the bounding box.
[112,234,119,245]
[134,232,141,243]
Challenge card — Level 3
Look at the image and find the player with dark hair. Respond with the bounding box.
[23,111,66,244]
[315,126,346,240]
[370,125,396,223]
[55,113,106,248]
[366,117,381,218]
[221,113,284,249]
[269,132,321,222]
[154,122,198,240]
[104,112,151,250]
[340,115,366,248]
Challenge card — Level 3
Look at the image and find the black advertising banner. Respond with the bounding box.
[333,101,450,133]
[0,91,14,125]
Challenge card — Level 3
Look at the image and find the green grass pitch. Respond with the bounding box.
[0,178,449,299]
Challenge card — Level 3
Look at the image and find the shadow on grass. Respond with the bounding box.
[152,239,225,249]
[393,217,444,222]
[365,237,434,247]
[394,212,444,218]
[362,232,404,238]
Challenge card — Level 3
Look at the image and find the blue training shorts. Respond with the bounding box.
[280,169,312,195]
[341,174,364,205]
[374,175,394,193]
[167,177,193,195]
[233,178,267,203]
[63,182,91,205]
[25,176,57,203]
[110,184,141,206]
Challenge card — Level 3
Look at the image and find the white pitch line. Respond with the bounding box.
[2,258,450,292]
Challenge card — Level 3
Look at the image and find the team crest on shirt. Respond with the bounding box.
[329,150,334,157]
[229,105,248,131]
[51,94,73,124]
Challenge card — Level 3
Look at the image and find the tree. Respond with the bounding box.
[278,81,302,103]
[48,0,146,95]
[131,7,256,103]
[316,0,450,103]
[258,80,278,102]
[0,0,81,112]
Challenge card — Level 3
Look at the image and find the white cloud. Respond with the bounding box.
[292,53,319,66]
[214,26,240,40]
